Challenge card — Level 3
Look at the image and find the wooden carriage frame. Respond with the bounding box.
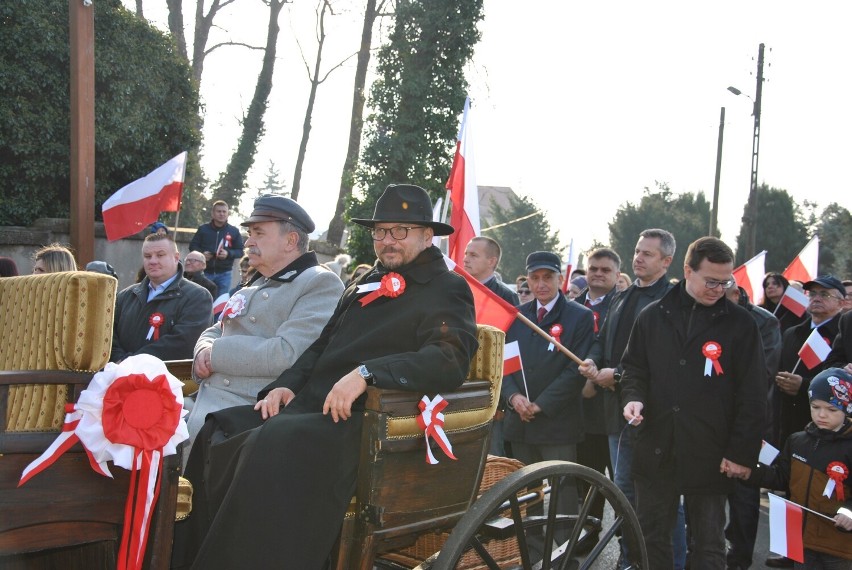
[0,272,646,570]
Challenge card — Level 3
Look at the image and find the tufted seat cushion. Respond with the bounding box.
[0,272,116,431]
[383,324,504,440]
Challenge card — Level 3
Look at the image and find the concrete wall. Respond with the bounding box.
[0,219,345,291]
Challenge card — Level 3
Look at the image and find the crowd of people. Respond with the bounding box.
[2,189,850,570]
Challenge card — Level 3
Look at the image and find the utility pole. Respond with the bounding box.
[69,0,96,266]
[742,43,764,259]
[710,107,725,236]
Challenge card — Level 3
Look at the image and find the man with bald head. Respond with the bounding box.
[183,251,218,299]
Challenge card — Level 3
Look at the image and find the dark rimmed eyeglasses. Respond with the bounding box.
[370,226,425,241]
[703,278,735,290]
[518,289,532,296]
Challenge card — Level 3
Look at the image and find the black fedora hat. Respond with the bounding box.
[351,184,455,236]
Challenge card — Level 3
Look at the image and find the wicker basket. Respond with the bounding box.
[380,455,542,569]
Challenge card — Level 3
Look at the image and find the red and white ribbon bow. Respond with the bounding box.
[824,461,849,501]
[18,355,188,570]
[147,312,165,341]
[416,395,457,465]
[359,273,406,307]
[548,324,563,352]
[702,341,724,376]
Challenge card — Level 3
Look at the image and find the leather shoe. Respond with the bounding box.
[765,554,794,568]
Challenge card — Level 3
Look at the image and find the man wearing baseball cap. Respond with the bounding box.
[174,184,478,569]
[185,195,344,451]
[776,275,846,447]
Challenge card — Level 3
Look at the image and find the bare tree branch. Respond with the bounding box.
[204,41,266,57]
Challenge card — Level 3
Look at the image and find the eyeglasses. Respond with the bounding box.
[185,258,205,265]
[370,226,425,241]
[808,290,842,300]
[518,289,532,296]
[702,278,735,290]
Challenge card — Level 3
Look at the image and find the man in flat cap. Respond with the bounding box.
[185,195,344,449]
[502,250,595,559]
[173,184,478,569]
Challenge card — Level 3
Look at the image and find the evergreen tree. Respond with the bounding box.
[488,194,562,284]
[734,185,808,271]
[813,203,852,277]
[0,0,201,227]
[345,0,484,264]
[608,182,713,280]
[259,160,288,197]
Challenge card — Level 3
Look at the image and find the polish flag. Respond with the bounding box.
[783,236,819,284]
[503,340,523,375]
[560,238,577,294]
[444,256,518,332]
[779,286,809,317]
[798,328,832,370]
[732,250,767,306]
[768,494,804,563]
[502,340,529,398]
[446,97,480,266]
[102,152,187,241]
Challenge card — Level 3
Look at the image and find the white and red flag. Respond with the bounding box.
[732,250,767,306]
[503,340,529,398]
[444,256,518,332]
[768,493,804,563]
[560,238,577,294]
[798,328,832,370]
[446,97,480,265]
[779,285,809,318]
[783,235,819,284]
[102,152,187,241]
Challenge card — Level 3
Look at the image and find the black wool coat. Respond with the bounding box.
[620,283,767,494]
[503,293,595,445]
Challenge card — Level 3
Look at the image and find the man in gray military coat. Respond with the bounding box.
[185,195,344,448]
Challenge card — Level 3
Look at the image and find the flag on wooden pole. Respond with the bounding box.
[446,97,480,265]
[102,152,187,241]
[797,328,832,370]
[783,236,819,284]
[444,256,518,332]
[779,285,809,317]
[732,250,767,305]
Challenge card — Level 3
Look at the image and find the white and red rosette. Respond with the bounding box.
[220,293,247,321]
[548,323,563,352]
[416,395,457,465]
[19,355,188,570]
[702,341,724,377]
[358,272,406,307]
[146,312,165,341]
[824,461,849,502]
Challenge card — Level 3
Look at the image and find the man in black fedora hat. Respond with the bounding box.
[173,184,478,570]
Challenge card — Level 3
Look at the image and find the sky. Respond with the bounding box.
[127,0,852,259]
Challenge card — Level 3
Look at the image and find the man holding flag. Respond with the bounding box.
[502,251,595,560]
[776,276,846,445]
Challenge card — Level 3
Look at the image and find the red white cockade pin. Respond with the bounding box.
[702,341,723,377]
[824,461,849,501]
[146,312,165,341]
[548,324,563,352]
[358,273,406,307]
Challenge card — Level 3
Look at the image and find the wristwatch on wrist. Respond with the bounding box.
[358,364,375,386]
[612,370,623,383]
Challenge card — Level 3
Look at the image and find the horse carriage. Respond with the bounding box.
[0,271,647,569]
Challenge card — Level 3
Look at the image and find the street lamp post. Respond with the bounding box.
[728,43,765,260]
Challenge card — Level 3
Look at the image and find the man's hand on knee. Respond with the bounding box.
[323,369,367,423]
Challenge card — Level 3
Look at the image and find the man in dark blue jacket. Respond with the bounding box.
[502,251,594,558]
[188,199,244,295]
